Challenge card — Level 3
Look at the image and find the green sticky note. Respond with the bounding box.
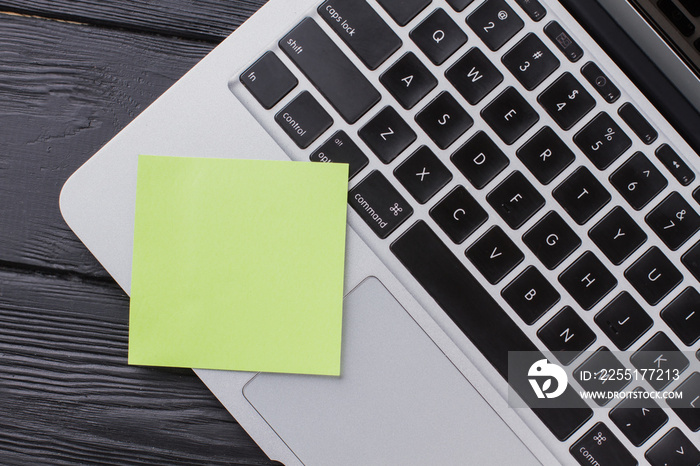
[128,155,348,376]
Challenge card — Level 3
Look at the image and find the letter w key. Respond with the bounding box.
[446,48,504,105]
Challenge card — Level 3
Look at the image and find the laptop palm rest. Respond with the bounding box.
[243,277,539,465]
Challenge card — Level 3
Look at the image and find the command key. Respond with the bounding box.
[570,422,636,466]
[349,170,412,239]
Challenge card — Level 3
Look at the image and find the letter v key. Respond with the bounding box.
[490,247,502,259]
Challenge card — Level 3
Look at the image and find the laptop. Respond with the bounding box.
[59,0,700,464]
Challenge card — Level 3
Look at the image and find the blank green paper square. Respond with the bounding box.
[128,156,348,376]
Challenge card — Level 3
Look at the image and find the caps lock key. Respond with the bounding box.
[319,0,402,70]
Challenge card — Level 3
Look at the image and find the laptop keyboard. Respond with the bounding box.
[234,0,700,461]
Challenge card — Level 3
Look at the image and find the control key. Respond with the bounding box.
[275,91,333,148]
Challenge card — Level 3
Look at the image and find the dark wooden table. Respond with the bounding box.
[0,1,280,463]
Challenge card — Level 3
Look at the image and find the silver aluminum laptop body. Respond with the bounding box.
[60,0,700,464]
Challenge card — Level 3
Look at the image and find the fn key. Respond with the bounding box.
[241,51,298,109]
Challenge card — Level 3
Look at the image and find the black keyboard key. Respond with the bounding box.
[589,206,647,265]
[580,61,620,104]
[661,287,700,346]
[467,0,524,51]
[349,170,413,238]
[394,146,452,203]
[502,33,560,91]
[631,332,689,390]
[682,239,700,281]
[595,291,653,350]
[451,131,509,189]
[680,0,700,16]
[487,171,545,229]
[502,265,560,324]
[376,0,431,26]
[430,185,488,243]
[658,0,696,36]
[609,388,668,447]
[446,0,474,12]
[553,166,611,225]
[618,102,658,145]
[574,349,631,406]
[381,52,438,109]
[668,372,700,431]
[514,0,546,21]
[655,143,695,186]
[481,87,539,145]
[415,91,473,149]
[646,191,700,250]
[609,151,668,210]
[694,186,700,205]
[537,306,596,365]
[571,422,637,465]
[410,9,468,65]
[559,251,617,310]
[281,18,380,124]
[538,72,596,130]
[445,47,504,105]
[625,246,683,306]
[646,428,700,466]
[523,211,581,270]
[574,112,632,170]
[359,106,417,163]
[544,21,583,62]
[319,0,402,70]
[240,51,298,109]
[310,130,369,179]
[390,221,593,441]
[466,226,524,284]
[275,91,333,148]
[516,126,575,185]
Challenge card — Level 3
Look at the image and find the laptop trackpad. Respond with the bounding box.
[243,277,539,465]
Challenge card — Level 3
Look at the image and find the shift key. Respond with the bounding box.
[349,170,412,238]
[319,0,402,70]
[280,17,381,124]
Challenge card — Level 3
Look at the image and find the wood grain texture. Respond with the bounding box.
[0,0,267,42]
[0,266,276,464]
[1,1,282,463]
[0,12,216,278]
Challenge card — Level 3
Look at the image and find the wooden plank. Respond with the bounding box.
[0,266,276,464]
[0,0,267,42]
[0,12,218,278]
